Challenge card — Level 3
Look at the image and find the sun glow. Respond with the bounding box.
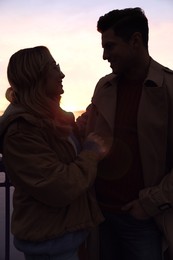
[60,103,84,120]
[61,103,78,113]
[0,1,173,117]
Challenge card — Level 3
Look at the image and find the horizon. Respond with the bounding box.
[0,109,84,120]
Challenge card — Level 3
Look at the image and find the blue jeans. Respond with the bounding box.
[24,251,78,260]
[14,230,88,260]
[99,212,162,260]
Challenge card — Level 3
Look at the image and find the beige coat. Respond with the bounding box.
[80,58,173,256]
[0,105,104,242]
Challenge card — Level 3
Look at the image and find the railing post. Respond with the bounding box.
[5,173,11,260]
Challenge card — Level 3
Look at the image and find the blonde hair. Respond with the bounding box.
[8,46,58,118]
[7,46,73,133]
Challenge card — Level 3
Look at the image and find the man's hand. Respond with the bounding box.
[122,199,150,220]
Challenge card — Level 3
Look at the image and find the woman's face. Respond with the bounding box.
[45,57,65,100]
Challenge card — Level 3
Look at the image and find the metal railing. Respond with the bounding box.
[0,157,170,260]
[0,157,11,260]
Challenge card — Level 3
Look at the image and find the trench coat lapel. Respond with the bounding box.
[92,76,117,134]
[138,59,168,185]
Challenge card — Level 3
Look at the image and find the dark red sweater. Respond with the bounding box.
[95,77,144,213]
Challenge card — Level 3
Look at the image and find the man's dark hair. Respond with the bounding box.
[97,7,149,49]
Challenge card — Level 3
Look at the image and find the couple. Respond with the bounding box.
[0,7,173,260]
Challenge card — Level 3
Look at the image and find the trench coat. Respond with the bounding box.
[78,58,173,258]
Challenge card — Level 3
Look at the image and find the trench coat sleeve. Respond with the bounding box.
[76,104,92,138]
[139,71,173,217]
[139,171,173,216]
[3,125,99,208]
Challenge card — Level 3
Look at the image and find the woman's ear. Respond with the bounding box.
[5,87,14,103]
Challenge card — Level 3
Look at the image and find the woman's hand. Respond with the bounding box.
[84,132,111,160]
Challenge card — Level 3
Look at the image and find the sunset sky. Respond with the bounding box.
[0,0,173,113]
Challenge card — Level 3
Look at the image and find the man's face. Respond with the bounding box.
[101,28,135,76]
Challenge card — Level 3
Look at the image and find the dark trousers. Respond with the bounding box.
[99,212,162,260]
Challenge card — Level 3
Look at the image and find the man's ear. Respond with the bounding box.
[130,32,143,48]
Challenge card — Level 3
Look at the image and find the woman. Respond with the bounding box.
[0,46,110,260]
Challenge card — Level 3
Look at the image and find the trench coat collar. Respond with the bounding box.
[144,58,165,88]
[92,58,166,134]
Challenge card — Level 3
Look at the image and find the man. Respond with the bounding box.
[77,7,173,260]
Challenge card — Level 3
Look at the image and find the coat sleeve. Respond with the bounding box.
[139,172,173,216]
[139,71,173,216]
[76,104,92,138]
[76,73,115,137]
[3,123,99,208]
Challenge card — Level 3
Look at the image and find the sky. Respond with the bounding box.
[0,0,173,113]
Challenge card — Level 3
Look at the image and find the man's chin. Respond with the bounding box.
[111,66,118,75]
[112,69,120,76]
